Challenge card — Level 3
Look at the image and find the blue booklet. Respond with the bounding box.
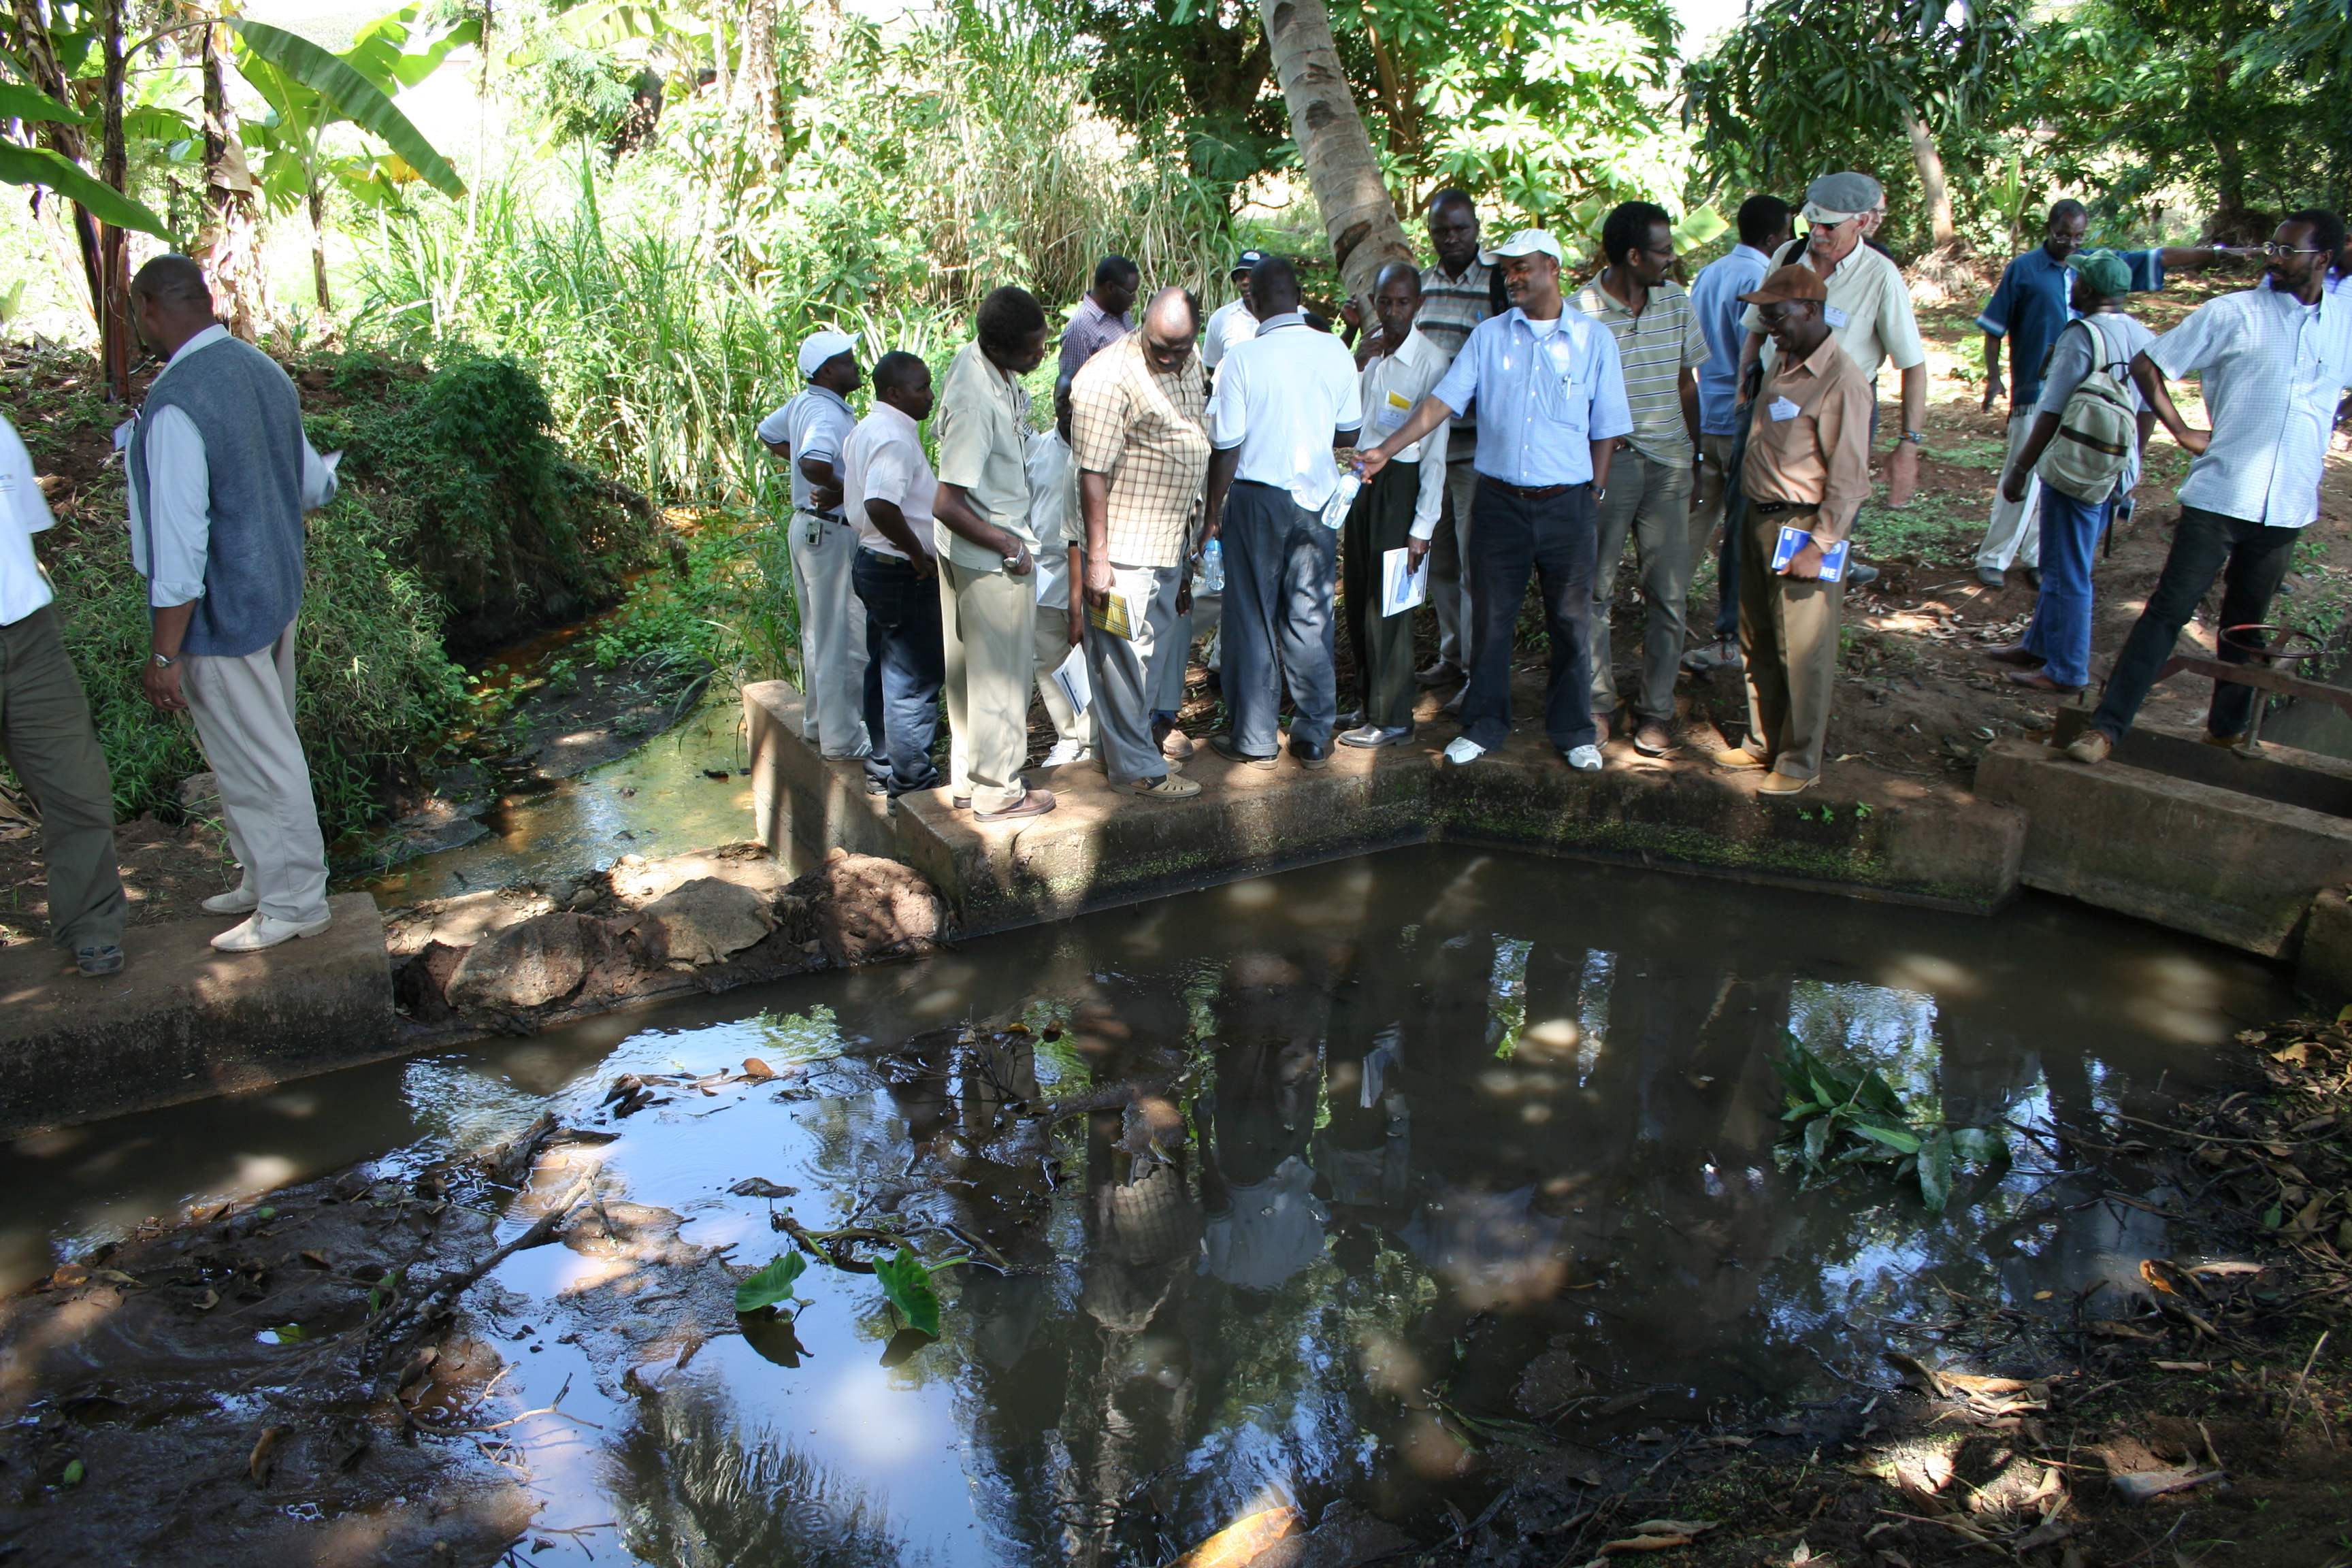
[1769,523,1850,582]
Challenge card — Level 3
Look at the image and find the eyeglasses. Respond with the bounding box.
[2261,243,2324,257]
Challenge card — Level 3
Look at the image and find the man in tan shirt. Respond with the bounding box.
[1717,265,1873,796]
[1072,288,1213,798]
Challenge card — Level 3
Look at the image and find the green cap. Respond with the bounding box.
[2074,250,2132,299]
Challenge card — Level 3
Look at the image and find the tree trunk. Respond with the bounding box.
[200,22,270,342]
[10,0,103,327]
[728,0,781,154]
[308,186,333,313]
[1256,0,1414,312]
[1902,114,1957,252]
[97,0,129,400]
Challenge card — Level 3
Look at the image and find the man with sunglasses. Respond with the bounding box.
[2066,210,2352,764]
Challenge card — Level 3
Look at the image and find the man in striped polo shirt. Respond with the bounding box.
[1574,201,1711,756]
[1416,189,1501,690]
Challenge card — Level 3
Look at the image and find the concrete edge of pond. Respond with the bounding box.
[741,680,2029,932]
[0,892,396,1141]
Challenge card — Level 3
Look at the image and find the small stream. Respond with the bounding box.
[1,846,2294,1566]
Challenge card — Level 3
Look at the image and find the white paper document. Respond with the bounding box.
[1381,547,1429,617]
[1032,561,1058,604]
[1051,643,1092,715]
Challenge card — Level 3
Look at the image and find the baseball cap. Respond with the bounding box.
[2074,249,2132,297]
[1802,172,1883,226]
[1738,264,1829,306]
[798,329,860,378]
[1477,229,1565,265]
[1231,249,1269,276]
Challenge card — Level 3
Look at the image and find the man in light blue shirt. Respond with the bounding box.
[2069,210,2352,763]
[1361,229,1631,771]
[1685,193,1791,669]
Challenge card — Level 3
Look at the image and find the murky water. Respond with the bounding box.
[3,848,2295,1565]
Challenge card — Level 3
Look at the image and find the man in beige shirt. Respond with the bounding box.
[1718,265,1874,797]
[935,287,1056,821]
[1072,288,1214,798]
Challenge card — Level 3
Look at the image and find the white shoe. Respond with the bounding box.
[1443,737,1486,765]
[1041,740,1090,768]
[201,884,259,915]
[210,911,333,952]
[1565,745,1603,772]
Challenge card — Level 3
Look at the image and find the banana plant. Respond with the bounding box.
[229,6,472,312]
[0,76,173,238]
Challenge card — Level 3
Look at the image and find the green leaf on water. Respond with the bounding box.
[1850,1122,1925,1156]
[873,1245,941,1336]
[255,1207,278,1219]
[1918,1129,1954,1215]
[733,1252,808,1314]
[59,1459,84,1486]
[1801,1114,1833,1168]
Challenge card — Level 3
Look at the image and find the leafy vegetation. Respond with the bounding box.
[732,1252,808,1314]
[1771,1037,2006,1215]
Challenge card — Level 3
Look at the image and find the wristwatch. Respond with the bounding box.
[1900,430,1926,445]
[150,651,176,669]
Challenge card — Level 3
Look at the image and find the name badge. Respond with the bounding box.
[1386,390,1413,410]
[1823,305,1850,329]
[1376,407,1408,430]
[1769,397,1801,421]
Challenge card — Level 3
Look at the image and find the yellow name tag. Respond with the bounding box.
[1386,390,1411,409]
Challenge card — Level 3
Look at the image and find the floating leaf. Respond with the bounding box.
[1850,1121,1925,1156]
[873,1245,941,1336]
[59,1458,84,1486]
[733,1252,807,1314]
[738,1306,810,1367]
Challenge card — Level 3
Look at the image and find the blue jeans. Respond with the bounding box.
[1220,480,1339,756]
[2090,505,2299,742]
[849,549,944,796]
[1460,478,1598,753]
[2021,489,2110,688]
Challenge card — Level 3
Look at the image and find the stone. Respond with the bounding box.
[445,912,606,1012]
[795,848,945,966]
[635,877,777,967]
[177,772,220,812]
[393,939,470,1021]
[2295,887,2352,1012]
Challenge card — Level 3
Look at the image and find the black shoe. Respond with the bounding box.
[76,944,124,977]
[1414,660,1464,687]
[2021,566,2042,589]
[1209,734,1276,769]
[1339,723,1414,748]
[1290,738,1333,770]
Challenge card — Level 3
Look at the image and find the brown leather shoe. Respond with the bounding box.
[1756,770,1816,797]
[1156,722,1196,760]
[1712,746,1773,771]
[2006,669,2085,694]
[1984,643,2044,668]
[2063,729,2112,765]
[973,787,1058,821]
[2200,730,2248,750]
[1632,717,1675,756]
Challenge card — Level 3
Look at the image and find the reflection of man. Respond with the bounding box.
[1196,953,1334,1295]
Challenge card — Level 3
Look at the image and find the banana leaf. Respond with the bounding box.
[0,142,172,238]
[227,18,464,199]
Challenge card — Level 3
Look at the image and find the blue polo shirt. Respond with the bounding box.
[1978,246,2076,410]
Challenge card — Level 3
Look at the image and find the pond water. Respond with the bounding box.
[1,847,2296,1565]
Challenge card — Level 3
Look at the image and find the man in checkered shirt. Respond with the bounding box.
[1071,288,1215,798]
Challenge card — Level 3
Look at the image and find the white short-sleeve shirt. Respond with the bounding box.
[1205,316,1364,510]
[0,413,55,625]
[843,403,938,559]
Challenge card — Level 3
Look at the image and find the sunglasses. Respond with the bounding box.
[2261,243,2325,257]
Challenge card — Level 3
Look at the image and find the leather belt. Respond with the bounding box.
[1750,500,1821,516]
[1482,478,1584,501]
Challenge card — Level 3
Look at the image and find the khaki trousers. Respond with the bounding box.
[1975,412,2042,572]
[787,508,872,759]
[1584,448,1695,721]
[0,605,126,952]
[184,620,330,924]
[1032,601,1091,749]
[941,559,1034,813]
[1737,511,1845,781]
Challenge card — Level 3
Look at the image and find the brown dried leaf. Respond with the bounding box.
[248,1424,289,1484]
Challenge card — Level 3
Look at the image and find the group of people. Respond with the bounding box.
[3,255,342,979]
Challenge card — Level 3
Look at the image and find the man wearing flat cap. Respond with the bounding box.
[1736,172,1927,521]
[760,329,877,777]
[1716,264,1874,798]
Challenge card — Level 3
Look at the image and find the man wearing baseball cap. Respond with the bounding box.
[1718,264,1874,797]
[1201,250,1267,373]
[1359,228,1631,773]
[1735,172,1927,518]
[759,329,878,779]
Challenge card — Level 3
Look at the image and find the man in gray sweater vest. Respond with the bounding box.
[127,257,340,953]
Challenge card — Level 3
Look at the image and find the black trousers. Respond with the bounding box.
[1458,478,1598,752]
[2089,505,2299,742]
[1341,458,1420,731]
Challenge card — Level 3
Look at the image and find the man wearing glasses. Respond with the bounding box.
[2066,210,2352,764]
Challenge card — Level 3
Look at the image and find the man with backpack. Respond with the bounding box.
[1984,251,2153,695]
[2067,210,2352,764]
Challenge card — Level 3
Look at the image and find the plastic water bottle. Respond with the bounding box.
[1198,537,1225,595]
[1319,470,1360,532]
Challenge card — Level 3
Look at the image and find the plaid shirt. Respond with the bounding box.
[1058,294,1134,387]
[1069,333,1211,568]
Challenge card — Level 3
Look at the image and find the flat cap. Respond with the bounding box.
[1803,172,1884,225]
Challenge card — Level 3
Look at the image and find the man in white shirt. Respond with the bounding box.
[126,257,340,953]
[0,412,127,977]
[1199,250,1267,374]
[2070,210,2352,763]
[758,329,875,774]
[1341,263,1448,748]
[1201,257,1363,768]
[845,351,947,800]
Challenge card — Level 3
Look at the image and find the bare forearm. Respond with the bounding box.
[1078,471,1111,560]
[1900,365,1925,434]
[150,600,195,658]
[1678,369,1699,450]
[864,500,927,561]
[934,483,1017,557]
[2130,355,2192,441]
[1590,438,1616,495]
[1203,446,1241,536]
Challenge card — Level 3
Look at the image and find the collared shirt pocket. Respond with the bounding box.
[1535,334,1588,433]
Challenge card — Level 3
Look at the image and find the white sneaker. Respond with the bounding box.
[201,884,259,915]
[1040,740,1090,768]
[1443,737,1486,765]
[210,911,333,952]
[1565,745,1603,772]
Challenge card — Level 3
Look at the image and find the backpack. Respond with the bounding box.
[2034,315,2138,502]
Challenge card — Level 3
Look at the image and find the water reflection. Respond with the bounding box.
[3,848,2299,1563]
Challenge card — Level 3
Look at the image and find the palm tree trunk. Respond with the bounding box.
[1256,0,1414,310]
[98,0,130,400]
[1901,114,1957,251]
[200,22,270,342]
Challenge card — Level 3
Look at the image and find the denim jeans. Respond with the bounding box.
[2020,489,2110,689]
[1220,480,1339,757]
[1458,478,1598,753]
[2090,505,2300,742]
[850,549,945,796]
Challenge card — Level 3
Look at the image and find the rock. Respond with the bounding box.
[393,940,471,1021]
[446,912,608,1011]
[793,849,944,967]
[178,772,220,812]
[636,877,777,967]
